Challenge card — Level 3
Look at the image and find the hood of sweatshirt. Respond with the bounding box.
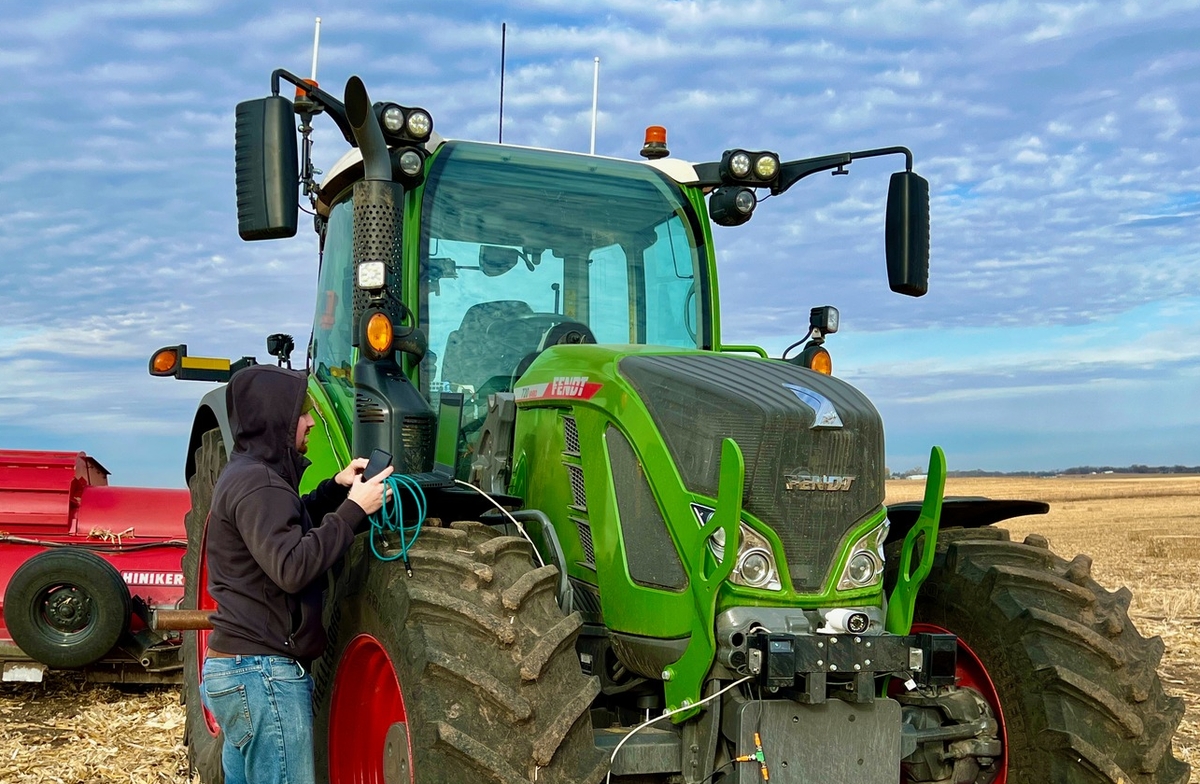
[226,365,310,489]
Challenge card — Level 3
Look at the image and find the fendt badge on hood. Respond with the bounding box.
[785,471,856,492]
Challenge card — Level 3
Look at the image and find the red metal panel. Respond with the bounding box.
[75,487,191,539]
[0,451,82,532]
[0,450,119,533]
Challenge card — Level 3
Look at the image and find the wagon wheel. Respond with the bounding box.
[3,548,131,669]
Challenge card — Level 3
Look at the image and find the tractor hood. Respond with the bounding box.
[516,346,885,594]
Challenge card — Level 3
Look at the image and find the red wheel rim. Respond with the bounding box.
[329,634,410,783]
[911,622,1008,782]
[197,518,220,737]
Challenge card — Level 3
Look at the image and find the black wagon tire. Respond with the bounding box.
[181,427,228,784]
[313,521,608,784]
[3,548,131,668]
[896,526,1190,784]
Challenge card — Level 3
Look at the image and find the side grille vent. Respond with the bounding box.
[355,395,386,424]
[562,416,580,456]
[565,464,587,511]
[606,425,687,591]
[572,517,595,566]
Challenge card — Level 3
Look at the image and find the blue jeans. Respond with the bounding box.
[200,655,315,784]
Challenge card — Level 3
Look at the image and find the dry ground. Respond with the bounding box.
[0,475,1196,782]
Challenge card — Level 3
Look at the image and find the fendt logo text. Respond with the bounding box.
[785,471,856,492]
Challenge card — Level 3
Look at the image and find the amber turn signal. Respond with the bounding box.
[807,347,833,375]
[150,347,179,376]
[365,311,394,356]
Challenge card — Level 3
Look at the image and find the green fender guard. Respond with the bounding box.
[885,446,947,635]
[663,437,743,721]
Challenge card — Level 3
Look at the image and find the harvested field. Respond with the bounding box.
[1,475,1196,782]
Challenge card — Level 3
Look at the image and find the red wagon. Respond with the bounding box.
[0,450,190,684]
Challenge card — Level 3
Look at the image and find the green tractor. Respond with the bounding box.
[154,70,1188,784]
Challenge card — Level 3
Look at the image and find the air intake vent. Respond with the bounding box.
[565,463,587,511]
[401,416,433,474]
[562,416,580,456]
[573,517,595,565]
[356,394,386,424]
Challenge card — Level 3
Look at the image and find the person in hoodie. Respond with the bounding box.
[198,364,391,784]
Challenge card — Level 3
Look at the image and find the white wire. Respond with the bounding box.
[452,479,545,568]
[605,675,753,784]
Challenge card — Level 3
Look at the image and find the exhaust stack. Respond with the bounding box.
[344,75,392,182]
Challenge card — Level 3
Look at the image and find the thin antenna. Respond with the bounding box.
[499,22,507,143]
[311,17,322,81]
[589,56,600,155]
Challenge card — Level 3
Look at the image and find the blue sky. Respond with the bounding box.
[1,1,1198,486]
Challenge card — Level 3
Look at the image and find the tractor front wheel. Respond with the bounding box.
[312,521,607,784]
[902,526,1189,784]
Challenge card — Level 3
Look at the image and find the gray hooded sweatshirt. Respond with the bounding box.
[205,365,366,662]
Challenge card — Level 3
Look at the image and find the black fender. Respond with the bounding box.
[183,385,232,483]
[885,496,1050,546]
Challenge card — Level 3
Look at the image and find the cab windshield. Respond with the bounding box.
[418,141,706,405]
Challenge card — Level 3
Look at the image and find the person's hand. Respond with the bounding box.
[335,457,369,488]
[347,465,393,516]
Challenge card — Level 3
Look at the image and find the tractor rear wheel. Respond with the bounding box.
[181,428,227,784]
[312,521,607,784]
[898,526,1190,784]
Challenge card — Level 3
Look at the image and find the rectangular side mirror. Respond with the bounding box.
[479,246,521,277]
[234,96,298,241]
[885,171,930,297]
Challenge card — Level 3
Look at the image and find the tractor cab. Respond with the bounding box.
[312,140,712,476]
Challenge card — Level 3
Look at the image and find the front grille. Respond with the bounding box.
[619,354,885,591]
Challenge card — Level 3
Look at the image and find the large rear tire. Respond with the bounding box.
[181,428,227,784]
[900,526,1190,784]
[313,521,607,784]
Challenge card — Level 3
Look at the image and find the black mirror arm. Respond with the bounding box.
[271,69,356,146]
[773,146,914,195]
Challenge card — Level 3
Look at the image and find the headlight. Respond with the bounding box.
[381,104,405,133]
[754,153,779,180]
[729,151,752,178]
[734,189,757,215]
[692,504,782,591]
[738,550,772,587]
[406,109,432,139]
[356,261,386,289]
[836,518,889,590]
[398,149,423,176]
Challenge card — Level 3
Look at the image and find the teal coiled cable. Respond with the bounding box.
[368,474,427,575]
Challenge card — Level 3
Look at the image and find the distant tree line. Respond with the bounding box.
[890,464,1199,479]
[1058,464,1200,475]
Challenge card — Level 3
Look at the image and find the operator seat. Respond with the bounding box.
[441,300,535,398]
